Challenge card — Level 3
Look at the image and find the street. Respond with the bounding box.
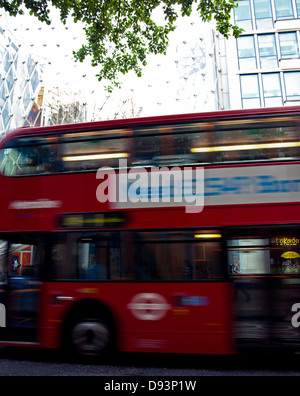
[0,347,300,376]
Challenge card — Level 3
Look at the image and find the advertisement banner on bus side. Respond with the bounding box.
[96,163,300,211]
[203,163,300,206]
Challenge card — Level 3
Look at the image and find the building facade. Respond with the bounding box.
[225,0,300,109]
[0,24,44,138]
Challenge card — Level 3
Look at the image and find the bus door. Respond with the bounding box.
[122,230,233,355]
[0,234,43,343]
[228,227,300,350]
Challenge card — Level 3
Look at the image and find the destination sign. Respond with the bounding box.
[60,211,126,229]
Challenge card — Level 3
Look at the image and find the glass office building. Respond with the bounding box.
[226,0,300,108]
[0,25,43,138]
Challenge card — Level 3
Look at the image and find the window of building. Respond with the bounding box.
[274,0,294,19]
[296,0,300,17]
[284,71,300,101]
[237,36,257,70]
[261,73,283,106]
[234,0,253,30]
[253,0,273,29]
[240,74,261,108]
[279,32,299,59]
[258,34,278,68]
[2,101,11,131]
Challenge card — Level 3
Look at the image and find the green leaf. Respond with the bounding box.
[3,0,241,90]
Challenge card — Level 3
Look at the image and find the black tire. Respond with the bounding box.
[68,316,113,362]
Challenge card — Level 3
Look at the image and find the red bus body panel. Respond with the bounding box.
[1,107,300,355]
[1,162,299,232]
[39,282,235,355]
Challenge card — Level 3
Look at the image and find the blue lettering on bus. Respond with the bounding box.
[127,174,300,198]
[254,175,279,193]
[180,296,211,306]
[204,175,300,196]
[204,177,223,196]
[204,176,253,196]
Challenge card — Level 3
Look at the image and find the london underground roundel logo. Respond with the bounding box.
[127,293,171,321]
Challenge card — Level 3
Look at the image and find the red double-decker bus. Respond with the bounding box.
[0,106,300,360]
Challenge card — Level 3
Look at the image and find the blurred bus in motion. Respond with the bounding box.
[0,106,300,359]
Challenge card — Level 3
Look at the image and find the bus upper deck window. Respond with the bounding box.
[0,144,60,176]
[0,148,20,176]
[132,133,160,167]
[61,138,130,171]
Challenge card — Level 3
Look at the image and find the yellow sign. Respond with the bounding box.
[276,237,300,246]
[281,251,300,259]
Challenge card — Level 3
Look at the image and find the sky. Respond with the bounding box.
[0,7,220,121]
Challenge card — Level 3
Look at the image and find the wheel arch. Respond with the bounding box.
[61,297,118,354]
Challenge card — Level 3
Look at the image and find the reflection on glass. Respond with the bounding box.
[262,73,283,107]
[274,0,294,19]
[296,0,300,17]
[234,0,253,30]
[279,32,299,59]
[253,0,273,29]
[258,34,278,68]
[284,71,300,100]
[240,74,261,108]
[237,36,257,70]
